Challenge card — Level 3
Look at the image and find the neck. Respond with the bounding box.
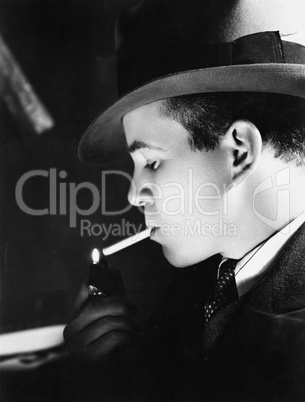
[222,155,305,259]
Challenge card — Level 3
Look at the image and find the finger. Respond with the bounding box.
[81,296,138,319]
[72,315,141,347]
[76,331,137,362]
[65,297,138,335]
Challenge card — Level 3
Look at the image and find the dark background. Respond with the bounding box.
[0,1,219,401]
[0,0,172,335]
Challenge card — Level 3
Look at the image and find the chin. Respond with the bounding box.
[162,245,205,268]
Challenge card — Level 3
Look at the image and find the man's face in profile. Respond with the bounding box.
[123,100,235,267]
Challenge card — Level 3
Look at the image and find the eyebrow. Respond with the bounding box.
[128,140,167,153]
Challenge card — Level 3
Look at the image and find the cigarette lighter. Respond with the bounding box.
[88,249,125,297]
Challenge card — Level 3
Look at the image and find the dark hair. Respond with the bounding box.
[161,93,305,165]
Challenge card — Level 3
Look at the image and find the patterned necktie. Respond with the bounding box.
[204,259,239,324]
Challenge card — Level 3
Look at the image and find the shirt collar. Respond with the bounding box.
[219,210,305,297]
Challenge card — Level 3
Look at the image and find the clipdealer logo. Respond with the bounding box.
[15,167,233,230]
[15,168,134,228]
[15,167,291,235]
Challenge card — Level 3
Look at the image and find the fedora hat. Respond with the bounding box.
[79,0,305,165]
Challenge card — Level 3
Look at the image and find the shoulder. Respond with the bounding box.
[205,224,305,400]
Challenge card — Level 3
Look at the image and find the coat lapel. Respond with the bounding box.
[202,293,248,359]
[202,222,305,360]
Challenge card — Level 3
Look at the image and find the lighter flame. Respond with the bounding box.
[92,248,100,264]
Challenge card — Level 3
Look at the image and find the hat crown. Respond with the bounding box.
[117,0,305,96]
[202,0,305,45]
[79,0,305,165]
[118,0,305,47]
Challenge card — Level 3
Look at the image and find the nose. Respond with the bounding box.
[128,172,155,208]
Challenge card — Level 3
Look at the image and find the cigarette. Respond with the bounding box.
[102,228,151,256]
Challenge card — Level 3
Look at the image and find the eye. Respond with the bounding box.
[144,160,160,171]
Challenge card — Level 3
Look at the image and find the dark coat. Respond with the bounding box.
[120,223,305,401]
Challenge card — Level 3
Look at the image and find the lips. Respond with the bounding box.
[150,226,160,236]
[145,222,161,237]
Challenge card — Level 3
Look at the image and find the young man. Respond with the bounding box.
[65,1,305,400]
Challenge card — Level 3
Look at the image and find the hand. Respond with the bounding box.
[63,295,141,363]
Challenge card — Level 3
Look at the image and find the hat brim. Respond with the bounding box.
[78,64,305,165]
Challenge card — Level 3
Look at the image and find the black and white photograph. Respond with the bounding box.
[0,1,305,401]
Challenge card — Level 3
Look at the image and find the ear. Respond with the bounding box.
[222,119,262,185]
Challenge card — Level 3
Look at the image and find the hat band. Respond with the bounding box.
[118,31,305,96]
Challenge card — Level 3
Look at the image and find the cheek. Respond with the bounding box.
[157,174,227,218]
[160,184,186,214]
[152,155,230,218]
[191,159,231,216]
[151,169,190,214]
[192,183,224,216]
